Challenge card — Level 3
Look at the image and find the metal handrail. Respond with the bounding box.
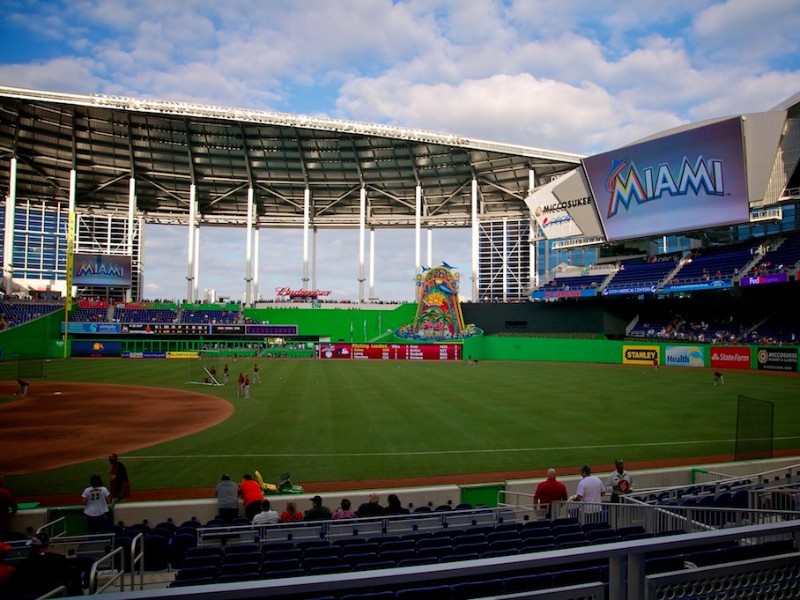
[88,545,125,595]
[128,532,144,591]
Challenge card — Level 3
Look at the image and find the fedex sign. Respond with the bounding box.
[583,118,749,241]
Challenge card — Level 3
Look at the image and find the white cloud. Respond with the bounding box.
[3,0,800,301]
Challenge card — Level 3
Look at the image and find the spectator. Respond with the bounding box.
[356,493,385,518]
[304,495,332,521]
[606,459,633,503]
[0,475,17,536]
[533,468,568,518]
[384,494,409,516]
[570,465,605,515]
[0,541,15,592]
[280,501,303,523]
[215,474,239,522]
[251,499,279,525]
[108,453,131,501]
[81,474,111,533]
[239,474,263,522]
[7,532,82,597]
[332,498,356,520]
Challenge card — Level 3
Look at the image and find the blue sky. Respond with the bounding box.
[1,0,799,302]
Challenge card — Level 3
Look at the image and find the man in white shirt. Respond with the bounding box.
[251,499,279,525]
[571,464,605,514]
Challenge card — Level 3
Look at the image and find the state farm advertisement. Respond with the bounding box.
[710,346,751,369]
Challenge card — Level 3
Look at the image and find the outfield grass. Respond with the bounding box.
[2,358,800,498]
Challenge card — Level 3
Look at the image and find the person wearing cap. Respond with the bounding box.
[108,453,131,501]
[570,464,605,515]
[251,499,279,525]
[215,474,240,522]
[0,474,18,536]
[304,495,332,521]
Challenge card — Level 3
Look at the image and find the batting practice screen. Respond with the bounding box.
[734,395,774,461]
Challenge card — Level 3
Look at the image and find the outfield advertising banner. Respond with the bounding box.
[319,343,461,360]
[622,345,659,365]
[122,351,168,359]
[531,289,597,300]
[661,280,732,292]
[603,285,656,296]
[756,347,798,372]
[739,273,789,287]
[72,253,132,287]
[71,341,121,357]
[710,346,751,369]
[62,322,122,334]
[583,118,749,241]
[665,345,705,367]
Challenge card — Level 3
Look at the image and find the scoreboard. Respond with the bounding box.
[319,343,461,361]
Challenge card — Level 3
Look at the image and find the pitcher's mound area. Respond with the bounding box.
[0,382,232,474]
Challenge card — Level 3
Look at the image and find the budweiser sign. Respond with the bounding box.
[275,287,332,297]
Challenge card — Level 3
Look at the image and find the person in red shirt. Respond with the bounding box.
[239,474,263,522]
[533,468,568,518]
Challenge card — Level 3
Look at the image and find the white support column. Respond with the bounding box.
[302,188,310,290]
[69,169,77,300]
[502,218,509,302]
[193,224,200,302]
[358,187,366,302]
[253,227,260,303]
[127,177,135,302]
[427,227,433,268]
[528,168,537,294]
[186,183,196,302]
[312,226,318,292]
[245,187,254,307]
[471,177,479,301]
[530,222,538,290]
[415,184,422,277]
[3,158,17,296]
[369,227,375,300]
[69,169,76,213]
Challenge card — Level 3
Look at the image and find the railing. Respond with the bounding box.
[88,545,125,595]
[133,520,800,600]
[197,506,538,547]
[129,532,145,591]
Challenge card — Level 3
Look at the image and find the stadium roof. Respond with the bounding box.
[0,86,583,229]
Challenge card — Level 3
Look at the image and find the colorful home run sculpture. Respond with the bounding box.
[395,264,481,341]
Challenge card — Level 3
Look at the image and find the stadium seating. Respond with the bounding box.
[605,260,677,290]
[0,301,62,328]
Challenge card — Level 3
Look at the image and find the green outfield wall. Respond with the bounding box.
[1,304,797,372]
[0,308,65,360]
[244,304,418,343]
[463,335,623,363]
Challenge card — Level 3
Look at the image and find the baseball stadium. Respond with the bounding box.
[0,86,800,598]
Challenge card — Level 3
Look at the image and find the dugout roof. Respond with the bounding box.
[0,86,583,229]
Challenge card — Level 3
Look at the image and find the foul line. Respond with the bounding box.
[127,436,800,459]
